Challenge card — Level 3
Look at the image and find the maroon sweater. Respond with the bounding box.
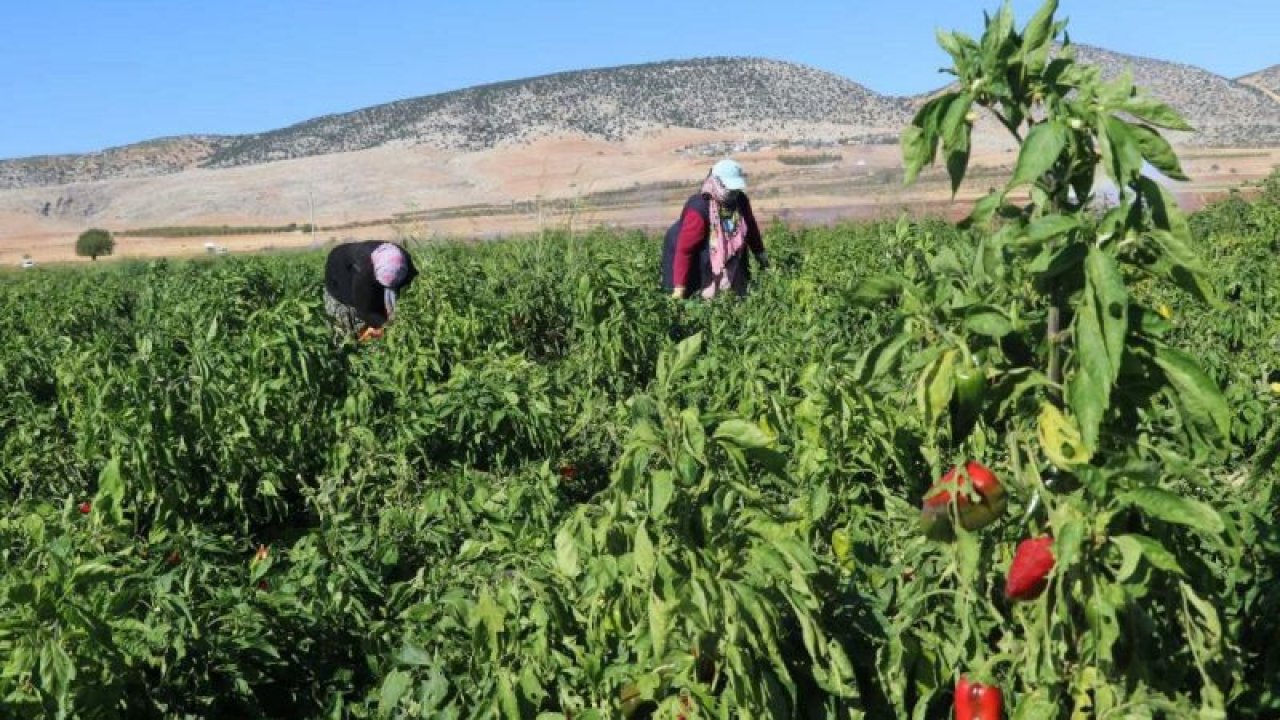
[670,194,764,289]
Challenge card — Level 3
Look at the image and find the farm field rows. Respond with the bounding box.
[5,3,1280,716]
[2,174,1278,717]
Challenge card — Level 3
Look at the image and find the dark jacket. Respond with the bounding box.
[324,241,418,327]
[661,193,764,294]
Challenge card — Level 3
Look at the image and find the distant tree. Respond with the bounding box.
[76,228,114,260]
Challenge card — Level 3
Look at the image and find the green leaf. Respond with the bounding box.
[553,524,580,578]
[1152,344,1231,441]
[1021,0,1059,53]
[936,29,964,60]
[855,330,914,382]
[94,457,126,526]
[903,95,955,184]
[901,125,929,185]
[1013,688,1058,720]
[1110,535,1144,582]
[1130,124,1187,180]
[1254,425,1280,478]
[983,0,1015,55]
[1121,97,1194,131]
[1025,214,1080,243]
[1038,402,1092,469]
[1103,116,1144,185]
[667,332,702,383]
[1120,488,1225,535]
[965,189,1007,228]
[850,275,905,304]
[1136,177,1192,244]
[963,306,1014,338]
[648,592,669,658]
[1147,230,1218,307]
[956,527,980,582]
[946,146,971,197]
[1112,534,1185,577]
[498,671,521,720]
[941,93,974,195]
[1055,518,1086,571]
[941,92,974,150]
[916,349,956,429]
[1028,240,1086,281]
[714,419,774,449]
[1068,247,1128,451]
[471,589,506,652]
[398,641,433,666]
[71,562,118,588]
[634,523,655,578]
[1010,121,1067,188]
[379,670,413,717]
[650,470,674,516]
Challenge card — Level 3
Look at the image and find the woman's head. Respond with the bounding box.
[704,158,748,209]
[710,158,747,193]
[371,243,410,289]
[371,242,412,319]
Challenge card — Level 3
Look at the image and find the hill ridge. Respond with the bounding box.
[2,50,1279,190]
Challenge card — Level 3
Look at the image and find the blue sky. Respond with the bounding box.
[1,0,1275,159]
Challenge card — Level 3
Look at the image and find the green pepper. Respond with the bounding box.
[950,357,986,441]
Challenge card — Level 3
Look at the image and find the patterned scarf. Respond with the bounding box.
[699,174,748,299]
[371,243,408,319]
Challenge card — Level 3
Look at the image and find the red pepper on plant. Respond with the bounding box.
[921,461,1007,537]
[1006,536,1055,601]
[955,675,1003,720]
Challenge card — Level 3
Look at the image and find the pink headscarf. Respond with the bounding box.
[698,174,748,299]
[371,243,408,318]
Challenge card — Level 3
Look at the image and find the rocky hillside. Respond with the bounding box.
[202,57,911,169]
[1070,45,1280,147]
[0,136,237,191]
[1238,65,1280,99]
[0,58,909,190]
[2,50,1278,191]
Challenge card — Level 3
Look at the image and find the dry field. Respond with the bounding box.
[2,129,1277,265]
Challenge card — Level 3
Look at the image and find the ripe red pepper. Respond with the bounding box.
[1006,536,1055,601]
[559,464,577,479]
[921,461,1007,538]
[955,675,1003,719]
[78,501,92,514]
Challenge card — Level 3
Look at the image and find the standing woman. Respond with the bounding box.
[324,240,418,342]
[661,158,768,300]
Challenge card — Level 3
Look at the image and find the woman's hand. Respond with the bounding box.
[358,326,385,342]
[671,286,687,300]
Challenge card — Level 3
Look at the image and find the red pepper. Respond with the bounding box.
[77,501,91,514]
[1006,536,1055,601]
[955,675,1003,719]
[954,675,973,719]
[921,461,1007,537]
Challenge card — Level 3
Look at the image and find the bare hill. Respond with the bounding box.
[0,58,910,190]
[0,136,237,192]
[1238,65,1280,101]
[202,57,911,168]
[1070,45,1280,146]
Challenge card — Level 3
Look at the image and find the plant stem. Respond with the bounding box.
[1047,300,1063,402]
[990,107,1025,143]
